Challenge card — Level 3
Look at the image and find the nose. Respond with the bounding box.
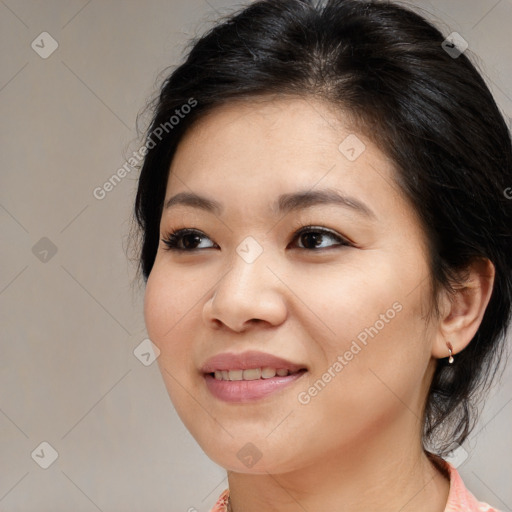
[202,249,288,332]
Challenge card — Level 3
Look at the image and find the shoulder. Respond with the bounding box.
[439,457,501,512]
[209,488,229,512]
[207,459,503,512]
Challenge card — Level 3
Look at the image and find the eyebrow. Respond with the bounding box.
[163,188,376,220]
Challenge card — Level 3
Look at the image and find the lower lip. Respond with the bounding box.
[204,371,307,403]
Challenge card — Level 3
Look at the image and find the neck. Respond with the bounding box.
[226,419,450,512]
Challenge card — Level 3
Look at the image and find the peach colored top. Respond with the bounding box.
[209,458,501,512]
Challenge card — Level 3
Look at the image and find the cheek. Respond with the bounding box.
[292,257,431,404]
[144,270,171,345]
[144,266,200,409]
[287,257,405,350]
[144,262,203,342]
[143,265,197,371]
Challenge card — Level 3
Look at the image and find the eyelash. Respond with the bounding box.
[161,225,352,252]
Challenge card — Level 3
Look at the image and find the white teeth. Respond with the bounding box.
[243,368,261,380]
[212,367,294,381]
[261,367,277,379]
[228,370,243,381]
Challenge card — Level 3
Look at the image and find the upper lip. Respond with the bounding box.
[201,350,308,374]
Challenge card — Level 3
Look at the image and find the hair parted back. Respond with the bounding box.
[132,0,512,455]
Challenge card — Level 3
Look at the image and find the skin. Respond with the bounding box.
[144,96,495,512]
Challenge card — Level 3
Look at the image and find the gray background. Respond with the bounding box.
[1,0,511,510]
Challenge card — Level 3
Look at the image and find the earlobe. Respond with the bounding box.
[431,258,495,361]
[446,341,454,364]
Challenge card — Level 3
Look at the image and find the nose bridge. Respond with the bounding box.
[205,235,287,329]
[221,235,273,298]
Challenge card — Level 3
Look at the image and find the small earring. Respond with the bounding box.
[446,341,454,364]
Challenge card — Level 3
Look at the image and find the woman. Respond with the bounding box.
[131,0,512,510]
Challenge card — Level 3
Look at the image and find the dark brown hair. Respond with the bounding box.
[131,0,512,455]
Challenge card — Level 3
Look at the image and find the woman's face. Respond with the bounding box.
[144,96,440,473]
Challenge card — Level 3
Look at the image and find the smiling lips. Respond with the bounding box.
[214,367,300,381]
[201,350,308,402]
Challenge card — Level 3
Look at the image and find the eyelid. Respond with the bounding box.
[289,225,352,249]
[161,224,352,252]
[161,227,217,252]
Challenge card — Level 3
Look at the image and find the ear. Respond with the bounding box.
[431,258,495,360]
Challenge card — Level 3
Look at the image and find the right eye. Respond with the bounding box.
[161,228,218,252]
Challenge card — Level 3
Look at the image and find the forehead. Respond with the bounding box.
[168,96,393,192]
[162,97,431,255]
[163,96,429,239]
[175,96,345,160]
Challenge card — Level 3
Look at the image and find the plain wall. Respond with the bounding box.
[1,0,511,510]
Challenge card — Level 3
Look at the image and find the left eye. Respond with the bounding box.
[290,226,350,250]
[161,226,350,252]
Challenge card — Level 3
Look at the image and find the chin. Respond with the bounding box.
[202,439,303,475]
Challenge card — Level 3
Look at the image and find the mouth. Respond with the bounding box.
[200,349,308,375]
[200,350,308,402]
[207,367,308,381]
